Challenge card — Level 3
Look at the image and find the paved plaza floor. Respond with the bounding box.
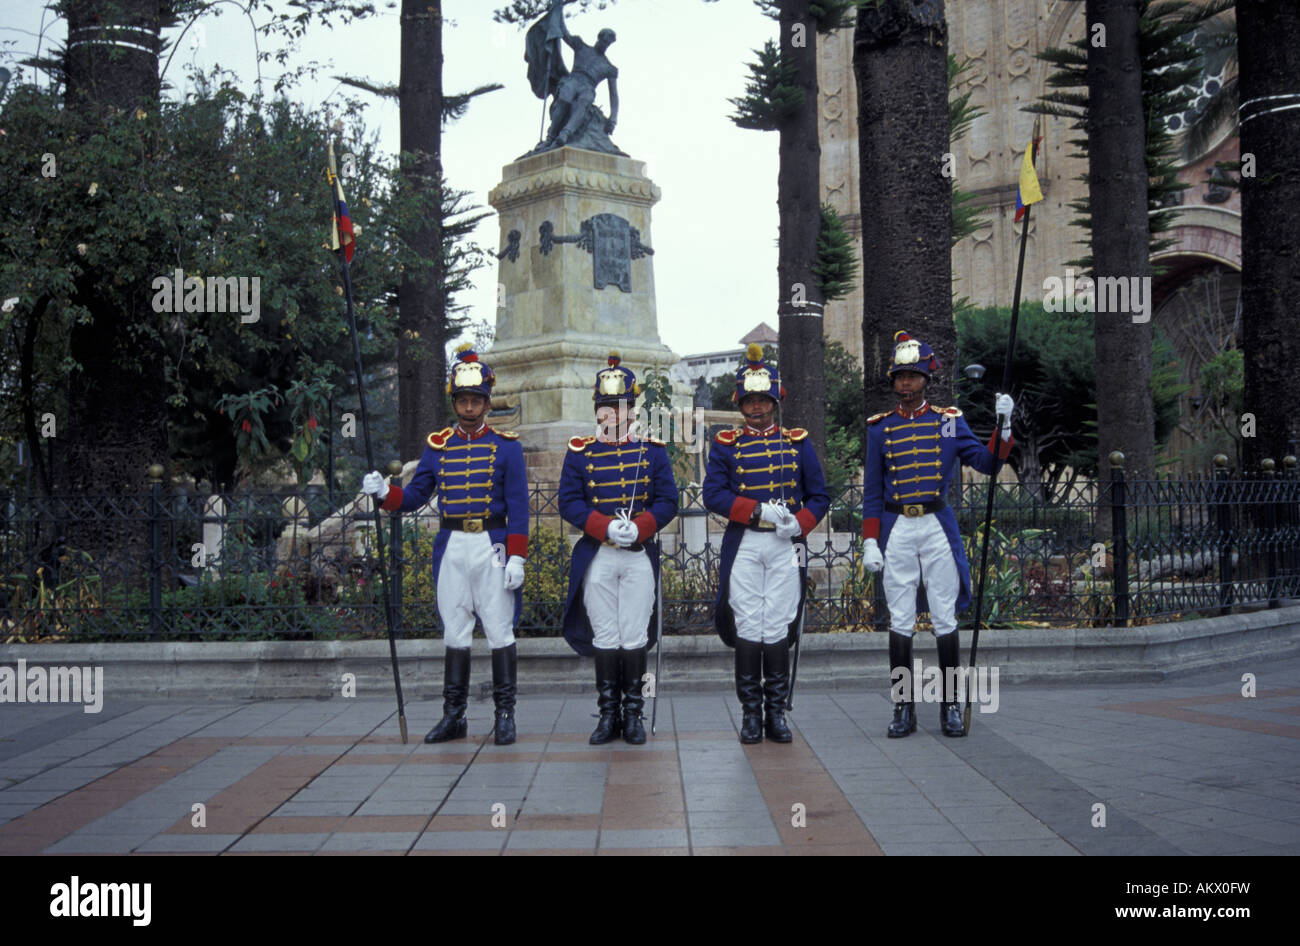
[2,657,1298,856]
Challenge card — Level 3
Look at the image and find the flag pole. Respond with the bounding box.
[328,142,409,743]
[965,118,1039,735]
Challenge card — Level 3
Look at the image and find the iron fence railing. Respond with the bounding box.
[2,458,1298,642]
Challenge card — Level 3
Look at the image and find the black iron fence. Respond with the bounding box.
[3,457,1298,642]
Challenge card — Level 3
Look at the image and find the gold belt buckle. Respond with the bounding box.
[464,518,484,534]
[903,504,924,518]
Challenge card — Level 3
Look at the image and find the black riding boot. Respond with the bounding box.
[589,647,622,745]
[936,630,966,737]
[620,646,648,745]
[887,631,917,738]
[425,647,470,743]
[491,643,518,746]
[736,639,764,744]
[761,641,793,743]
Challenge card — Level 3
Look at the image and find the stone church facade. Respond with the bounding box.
[818,0,1242,419]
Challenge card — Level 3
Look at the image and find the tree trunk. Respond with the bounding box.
[1086,0,1154,482]
[853,0,951,415]
[398,0,446,459]
[61,0,168,561]
[1237,0,1300,469]
[776,0,826,467]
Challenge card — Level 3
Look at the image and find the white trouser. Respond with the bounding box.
[729,530,800,644]
[436,530,516,649]
[883,514,959,638]
[582,544,654,649]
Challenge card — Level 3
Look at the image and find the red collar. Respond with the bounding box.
[895,401,929,420]
[455,422,489,440]
[744,423,779,437]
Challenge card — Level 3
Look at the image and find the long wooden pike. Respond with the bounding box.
[966,117,1041,735]
[328,140,408,743]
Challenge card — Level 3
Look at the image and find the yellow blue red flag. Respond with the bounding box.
[327,141,355,264]
[1014,121,1044,224]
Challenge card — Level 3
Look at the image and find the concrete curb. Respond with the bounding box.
[2,606,1298,701]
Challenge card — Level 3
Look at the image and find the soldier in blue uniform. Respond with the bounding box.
[362,345,530,746]
[560,353,679,745]
[861,330,1014,738]
[703,344,829,744]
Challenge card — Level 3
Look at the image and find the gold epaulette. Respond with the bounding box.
[647,436,667,447]
[713,428,742,446]
[782,427,808,441]
[867,411,891,425]
[933,405,963,417]
[426,427,454,450]
[568,435,596,452]
[493,427,519,440]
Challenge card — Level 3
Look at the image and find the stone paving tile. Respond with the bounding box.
[598,828,690,848]
[135,833,240,853]
[229,833,331,852]
[412,830,508,851]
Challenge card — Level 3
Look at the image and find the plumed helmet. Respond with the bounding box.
[887,330,941,378]
[733,343,784,404]
[447,343,496,398]
[594,351,640,406]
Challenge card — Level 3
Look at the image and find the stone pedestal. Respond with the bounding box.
[487,147,683,482]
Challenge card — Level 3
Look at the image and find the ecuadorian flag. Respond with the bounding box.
[1013,125,1044,224]
[327,141,355,264]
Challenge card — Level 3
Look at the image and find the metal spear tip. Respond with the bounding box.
[963,363,985,381]
[386,460,403,476]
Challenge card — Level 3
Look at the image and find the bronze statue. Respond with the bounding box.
[523,0,624,156]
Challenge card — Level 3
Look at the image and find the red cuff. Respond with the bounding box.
[795,508,817,537]
[729,496,758,524]
[633,511,657,543]
[379,485,403,512]
[584,510,614,541]
[987,430,1014,461]
[506,534,528,559]
[863,517,880,541]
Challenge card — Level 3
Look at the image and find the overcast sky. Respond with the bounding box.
[1,0,780,358]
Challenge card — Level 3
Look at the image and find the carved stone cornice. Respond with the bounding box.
[489,161,661,213]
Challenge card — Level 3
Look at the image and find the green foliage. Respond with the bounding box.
[822,340,864,485]
[728,39,803,131]
[814,204,859,301]
[0,63,491,491]
[957,304,1184,482]
[215,386,282,487]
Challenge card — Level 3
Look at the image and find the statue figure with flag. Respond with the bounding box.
[523,0,624,156]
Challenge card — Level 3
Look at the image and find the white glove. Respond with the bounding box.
[607,519,639,547]
[503,555,525,591]
[864,538,884,573]
[760,502,789,525]
[775,516,801,539]
[361,471,389,501]
[995,393,1014,435]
